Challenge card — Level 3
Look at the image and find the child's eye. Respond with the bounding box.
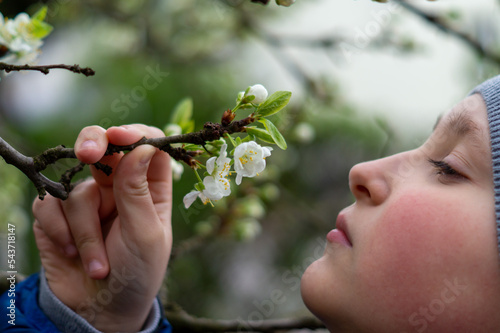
[428,158,466,182]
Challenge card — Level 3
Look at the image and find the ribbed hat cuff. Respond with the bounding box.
[469,75,500,255]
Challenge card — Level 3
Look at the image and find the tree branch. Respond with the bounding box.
[0,137,70,199]
[0,62,95,76]
[165,303,325,332]
[396,0,500,65]
[0,116,255,200]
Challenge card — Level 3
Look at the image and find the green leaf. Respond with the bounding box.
[183,143,203,151]
[30,20,53,39]
[29,6,53,39]
[242,134,255,143]
[245,94,255,102]
[245,126,275,144]
[171,97,193,125]
[32,6,48,21]
[256,91,291,117]
[224,134,237,149]
[195,182,205,192]
[181,119,195,134]
[258,119,287,150]
[236,91,245,104]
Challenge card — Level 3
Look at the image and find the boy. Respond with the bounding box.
[3,75,500,332]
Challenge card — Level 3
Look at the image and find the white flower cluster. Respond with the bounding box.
[0,8,52,64]
[183,141,273,208]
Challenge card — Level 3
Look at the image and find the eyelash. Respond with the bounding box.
[428,158,466,182]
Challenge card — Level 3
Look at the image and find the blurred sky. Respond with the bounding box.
[3,0,500,143]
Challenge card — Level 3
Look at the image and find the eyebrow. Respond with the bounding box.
[433,110,481,138]
[433,110,486,156]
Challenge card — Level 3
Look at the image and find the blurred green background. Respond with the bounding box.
[1,0,499,326]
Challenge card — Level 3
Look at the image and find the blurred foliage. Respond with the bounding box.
[0,0,499,324]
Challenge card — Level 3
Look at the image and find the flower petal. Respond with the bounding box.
[206,156,216,175]
[219,143,228,159]
[203,176,224,201]
[183,191,200,209]
[236,173,243,185]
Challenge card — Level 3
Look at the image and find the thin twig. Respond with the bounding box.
[0,62,95,76]
[396,0,500,65]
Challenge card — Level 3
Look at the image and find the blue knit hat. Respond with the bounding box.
[469,75,500,254]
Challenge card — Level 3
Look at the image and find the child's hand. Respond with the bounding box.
[32,124,172,331]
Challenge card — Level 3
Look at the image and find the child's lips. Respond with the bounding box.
[327,213,353,247]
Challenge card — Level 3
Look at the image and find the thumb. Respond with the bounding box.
[113,145,162,240]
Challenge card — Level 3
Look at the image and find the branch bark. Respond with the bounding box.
[0,137,69,199]
[0,62,95,76]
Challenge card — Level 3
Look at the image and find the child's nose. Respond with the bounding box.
[348,157,392,205]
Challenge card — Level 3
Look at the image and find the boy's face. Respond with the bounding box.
[301,94,500,332]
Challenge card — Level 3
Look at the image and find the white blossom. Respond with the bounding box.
[183,143,232,208]
[244,84,268,105]
[202,143,232,200]
[0,10,51,64]
[233,141,272,185]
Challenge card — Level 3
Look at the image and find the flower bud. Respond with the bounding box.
[195,220,215,236]
[221,109,236,126]
[235,195,266,219]
[171,159,184,181]
[0,45,9,58]
[259,183,280,202]
[234,218,262,241]
[293,122,315,144]
[243,84,268,105]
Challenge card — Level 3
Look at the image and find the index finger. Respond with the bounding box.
[106,124,165,145]
[74,126,108,164]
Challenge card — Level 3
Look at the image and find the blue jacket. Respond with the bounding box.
[0,273,172,332]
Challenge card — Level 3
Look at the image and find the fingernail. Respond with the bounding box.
[80,140,98,149]
[88,260,104,273]
[64,244,77,257]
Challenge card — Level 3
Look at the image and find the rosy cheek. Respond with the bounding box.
[356,191,471,315]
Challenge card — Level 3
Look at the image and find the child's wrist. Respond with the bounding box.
[89,301,159,332]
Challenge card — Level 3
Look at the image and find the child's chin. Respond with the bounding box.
[300,259,332,320]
